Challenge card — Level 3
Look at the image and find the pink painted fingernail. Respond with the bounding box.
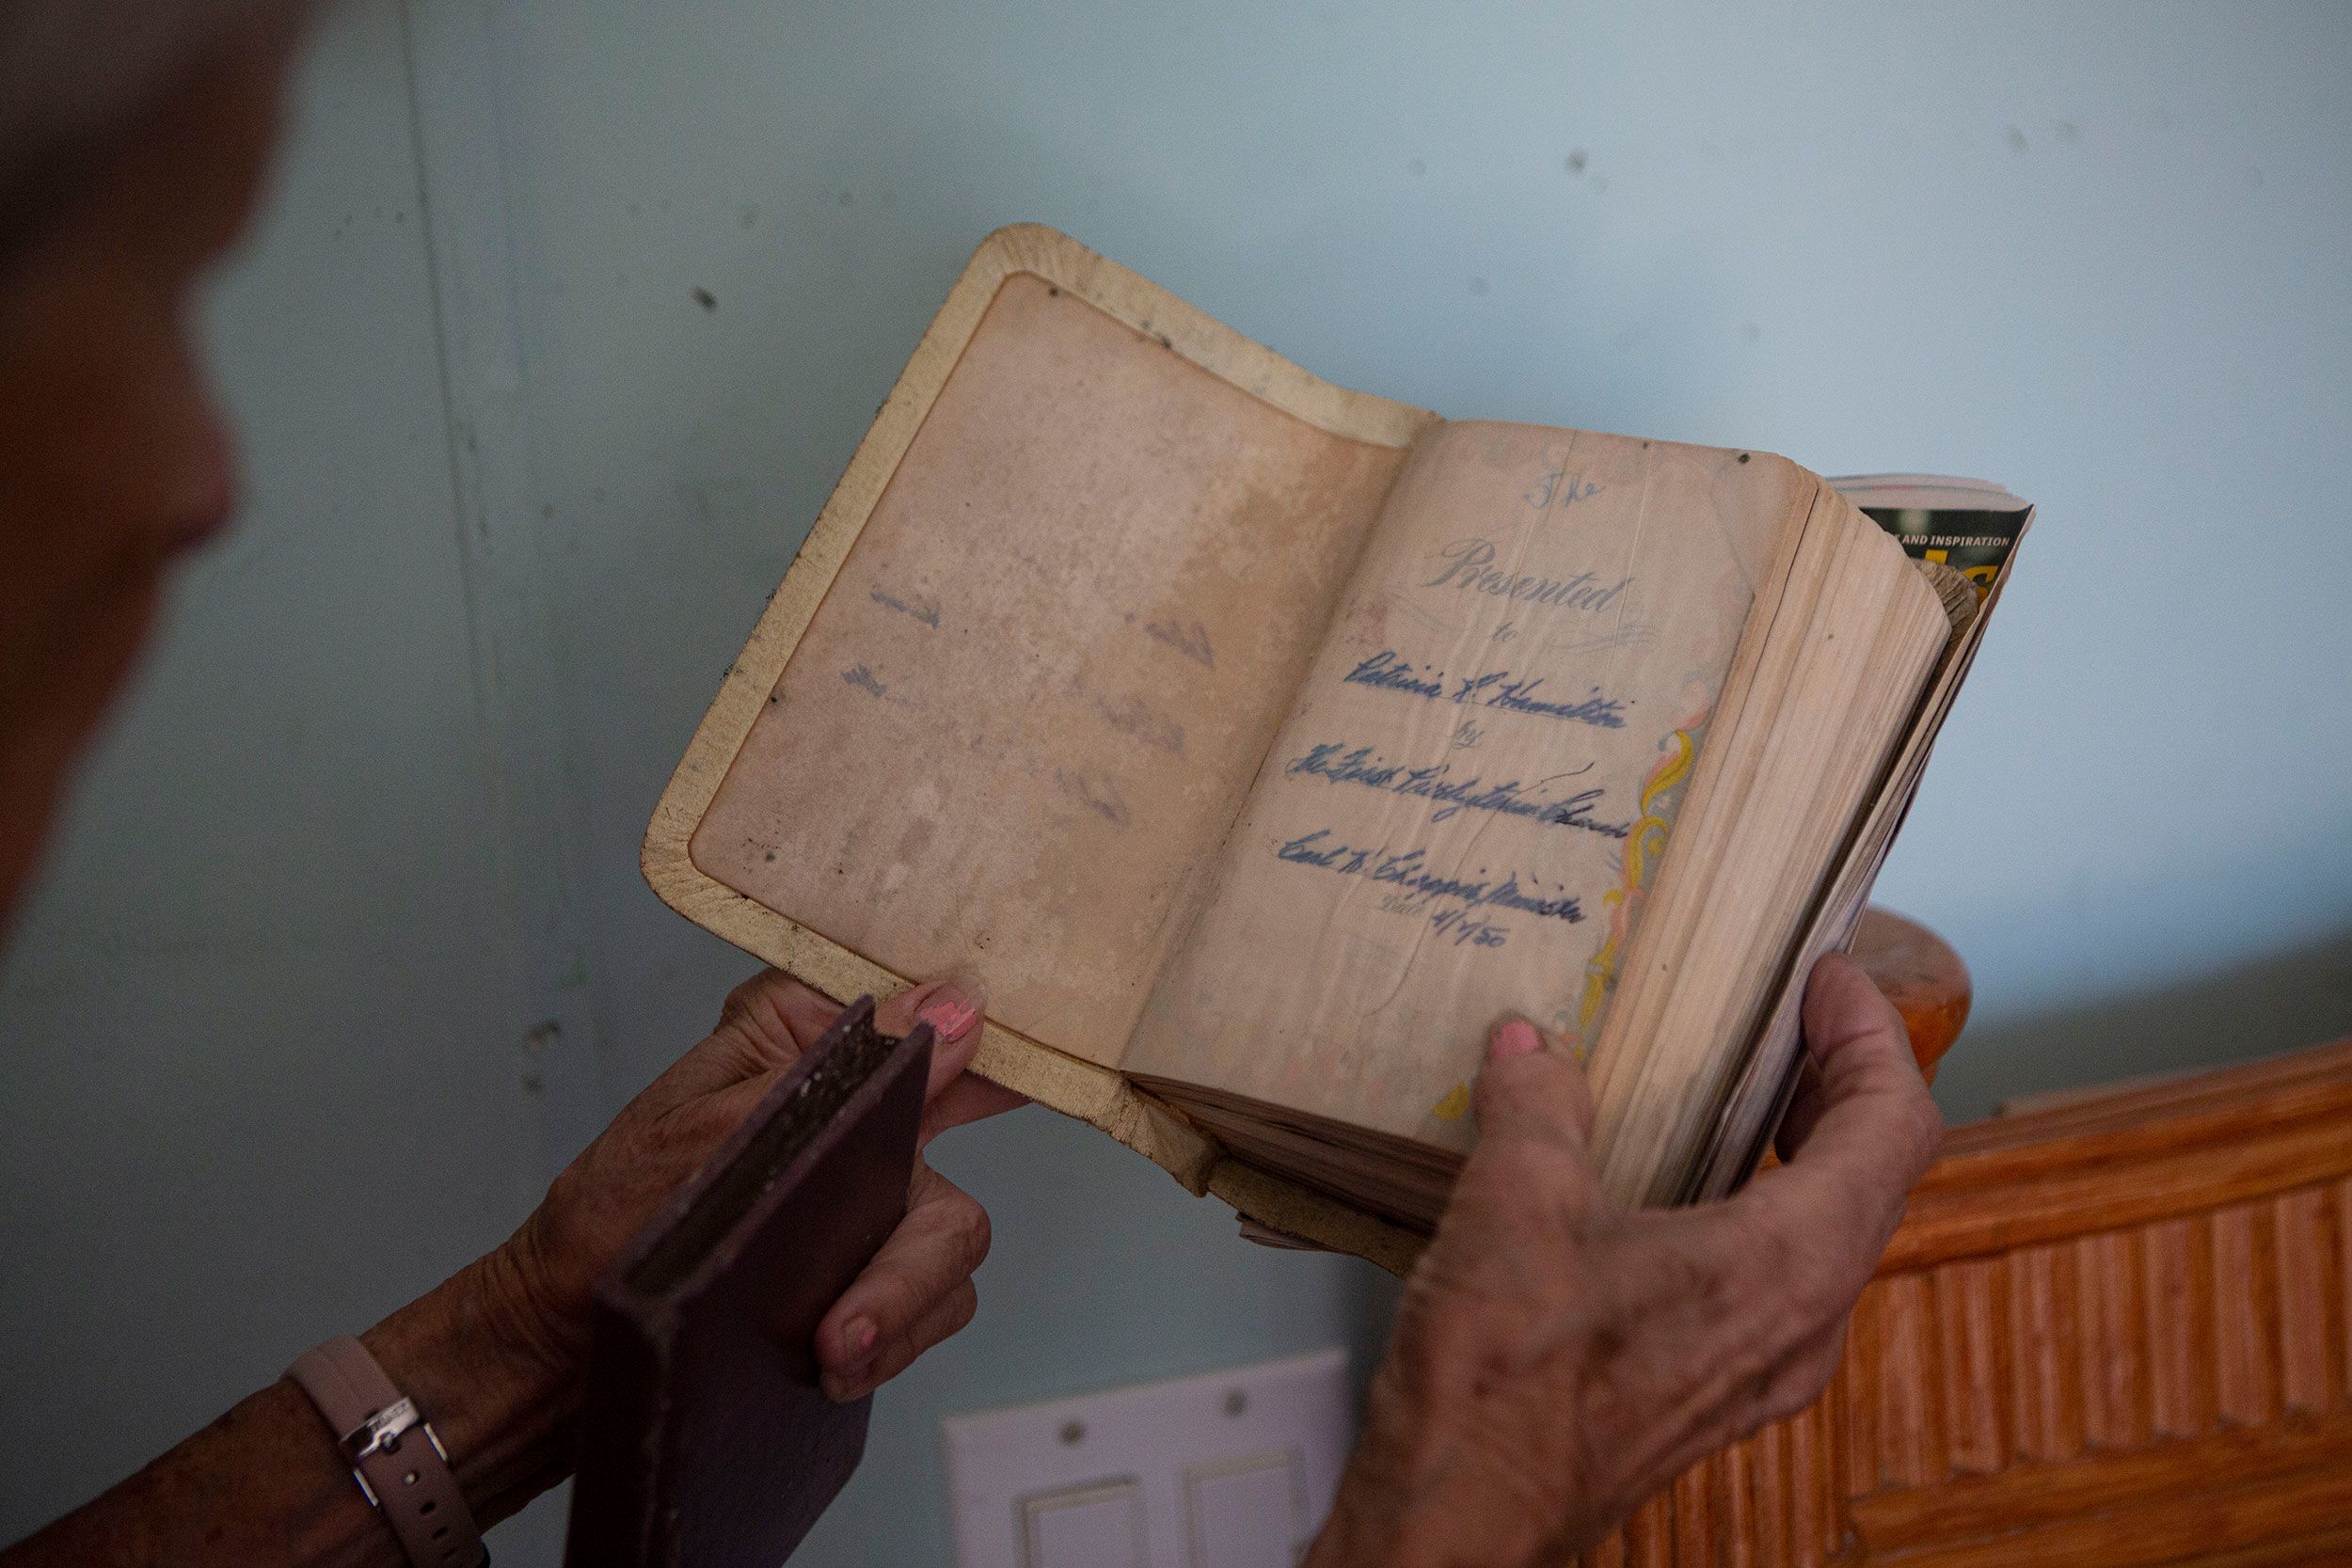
[845,1316,877,1356]
[917,985,980,1043]
[1489,1018,1543,1060]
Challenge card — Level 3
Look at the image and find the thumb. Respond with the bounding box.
[873,974,989,1101]
[1470,1015,1598,1152]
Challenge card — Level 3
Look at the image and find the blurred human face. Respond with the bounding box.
[0,34,295,927]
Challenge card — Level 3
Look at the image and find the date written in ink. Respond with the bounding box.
[1376,892,1512,949]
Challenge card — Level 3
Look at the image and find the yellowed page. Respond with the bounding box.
[1125,422,1804,1148]
[691,273,1408,1065]
[1578,485,1948,1206]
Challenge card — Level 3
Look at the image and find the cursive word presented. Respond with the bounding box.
[1285,741,1630,838]
[1277,829,1586,924]
[1423,538,1632,612]
[1343,651,1627,729]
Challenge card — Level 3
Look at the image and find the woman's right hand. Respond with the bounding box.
[1307,955,1943,1567]
[501,971,1025,1402]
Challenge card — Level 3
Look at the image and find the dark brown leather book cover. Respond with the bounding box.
[564,997,933,1568]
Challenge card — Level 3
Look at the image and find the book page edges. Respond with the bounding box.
[641,224,1436,1231]
[1691,509,2033,1198]
[1208,1159,1428,1276]
[1574,466,1823,1119]
[1582,475,1948,1201]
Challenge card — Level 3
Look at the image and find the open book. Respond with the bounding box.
[645,226,2030,1272]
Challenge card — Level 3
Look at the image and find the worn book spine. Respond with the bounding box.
[564,1000,932,1566]
[563,1302,666,1564]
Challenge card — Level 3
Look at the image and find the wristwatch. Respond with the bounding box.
[289,1335,488,1567]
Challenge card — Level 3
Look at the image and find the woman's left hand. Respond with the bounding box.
[498,971,1025,1402]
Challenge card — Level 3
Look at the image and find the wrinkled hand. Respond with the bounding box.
[1307,955,1943,1567]
[500,972,1025,1403]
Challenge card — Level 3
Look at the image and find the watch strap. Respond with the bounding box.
[289,1335,487,1567]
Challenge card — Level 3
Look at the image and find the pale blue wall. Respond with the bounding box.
[3,2,2346,1564]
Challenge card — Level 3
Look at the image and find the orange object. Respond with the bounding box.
[1576,997,2352,1563]
[1851,905,1971,1084]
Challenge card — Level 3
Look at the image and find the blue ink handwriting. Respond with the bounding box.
[1343,650,1628,729]
[1428,907,1511,948]
[1527,468,1605,510]
[1275,828,1587,949]
[1343,649,1443,699]
[1285,744,1630,839]
[1276,830,1585,921]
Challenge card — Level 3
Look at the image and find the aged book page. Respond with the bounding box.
[1123,422,1805,1150]
[690,273,1409,1065]
[1579,483,1950,1206]
[1687,518,2025,1202]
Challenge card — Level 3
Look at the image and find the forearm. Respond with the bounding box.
[2,971,1006,1568]
[1304,1401,1566,1568]
[3,1248,580,1568]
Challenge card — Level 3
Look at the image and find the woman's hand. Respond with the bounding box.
[1307,955,1943,1568]
[499,972,1026,1403]
[5,974,1025,1568]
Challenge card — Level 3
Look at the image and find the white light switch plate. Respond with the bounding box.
[944,1349,1354,1568]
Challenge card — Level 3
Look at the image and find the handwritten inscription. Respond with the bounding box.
[842,664,888,697]
[868,585,941,628]
[1423,539,1632,612]
[1276,828,1585,949]
[1344,650,1627,729]
[1527,468,1605,510]
[1277,830,1585,922]
[1144,616,1215,669]
[1286,741,1630,838]
[1423,907,1511,947]
[1345,650,1443,699]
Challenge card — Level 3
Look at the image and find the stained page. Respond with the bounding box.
[690,274,1408,1065]
[1124,422,1804,1149]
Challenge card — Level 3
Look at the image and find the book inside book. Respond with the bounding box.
[674,229,2010,1236]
